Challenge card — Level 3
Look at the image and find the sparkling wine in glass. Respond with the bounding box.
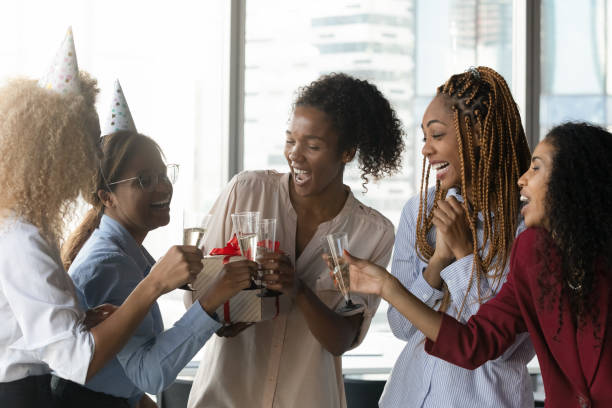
[256,218,280,297]
[231,211,261,290]
[180,210,211,291]
[322,232,361,313]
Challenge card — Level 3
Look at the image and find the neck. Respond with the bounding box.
[104,211,148,245]
[288,175,348,222]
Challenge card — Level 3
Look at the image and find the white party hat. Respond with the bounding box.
[101,79,137,135]
[38,27,80,94]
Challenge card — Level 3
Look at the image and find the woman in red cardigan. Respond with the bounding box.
[346,122,612,408]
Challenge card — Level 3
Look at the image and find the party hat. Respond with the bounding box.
[38,27,80,94]
[101,79,137,135]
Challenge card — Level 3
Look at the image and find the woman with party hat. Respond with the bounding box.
[54,79,254,408]
[0,29,201,407]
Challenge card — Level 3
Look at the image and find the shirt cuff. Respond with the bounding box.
[409,269,444,305]
[439,254,475,287]
[181,303,223,341]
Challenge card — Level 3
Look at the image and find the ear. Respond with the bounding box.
[97,189,115,209]
[472,122,481,147]
[342,148,357,164]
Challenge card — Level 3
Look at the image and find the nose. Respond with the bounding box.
[517,171,527,188]
[288,143,303,163]
[155,176,173,194]
[421,136,433,158]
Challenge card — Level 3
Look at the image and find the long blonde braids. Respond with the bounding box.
[415,66,531,319]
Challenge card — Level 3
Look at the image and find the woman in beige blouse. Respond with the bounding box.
[186,73,405,408]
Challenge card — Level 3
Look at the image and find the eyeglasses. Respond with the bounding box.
[107,164,179,192]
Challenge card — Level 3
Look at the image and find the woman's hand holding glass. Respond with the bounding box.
[146,245,204,295]
[260,253,298,296]
[343,250,395,298]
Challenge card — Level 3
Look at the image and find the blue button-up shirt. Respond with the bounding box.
[69,215,220,406]
[380,187,535,408]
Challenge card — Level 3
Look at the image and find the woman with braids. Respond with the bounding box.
[346,122,612,407]
[185,73,402,408]
[361,66,535,407]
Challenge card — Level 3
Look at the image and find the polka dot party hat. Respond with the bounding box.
[102,79,137,135]
[38,27,80,94]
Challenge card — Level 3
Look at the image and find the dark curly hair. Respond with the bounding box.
[537,122,612,335]
[293,72,405,187]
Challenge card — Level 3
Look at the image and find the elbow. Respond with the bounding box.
[135,377,166,395]
[126,368,167,395]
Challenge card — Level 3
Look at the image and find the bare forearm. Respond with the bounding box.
[294,281,362,356]
[382,276,442,342]
[88,279,161,381]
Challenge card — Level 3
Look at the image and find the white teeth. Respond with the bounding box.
[520,195,529,202]
[432,162,449,170]
[294,169,310,175]
[152,199,169,206]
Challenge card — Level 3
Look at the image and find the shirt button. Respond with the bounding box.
[577,395,590,408]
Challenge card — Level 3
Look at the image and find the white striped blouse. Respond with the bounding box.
[380,187,535,408]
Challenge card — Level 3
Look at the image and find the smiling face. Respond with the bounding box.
[284,105,350,198]
[421,95,462,190]
[518,140,555,229]
[102,143,172,241]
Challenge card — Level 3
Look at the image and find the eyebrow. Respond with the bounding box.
[420,119,447,129]
[285,131,325,141]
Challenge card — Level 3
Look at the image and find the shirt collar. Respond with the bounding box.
[280,172,357,226]
[98,214,155,273]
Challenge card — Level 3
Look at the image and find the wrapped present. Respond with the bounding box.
[191,235,280,324]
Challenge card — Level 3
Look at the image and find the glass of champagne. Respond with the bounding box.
[256,218,281,297]
[181,210,211,290]
[230,211,261,290]
[322,232,361,313]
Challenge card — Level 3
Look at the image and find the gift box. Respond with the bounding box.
[191,236,280,324]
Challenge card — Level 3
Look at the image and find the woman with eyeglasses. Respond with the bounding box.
[55,131,255,408]
[0,73,204,407]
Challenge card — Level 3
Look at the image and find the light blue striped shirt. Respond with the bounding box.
[69,215,221,406]
[380,187,535,408]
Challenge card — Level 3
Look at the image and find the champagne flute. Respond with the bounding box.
[322,232,361,313]
[231,211,260,290]
[180,210,211,290]
[256,218,281,297]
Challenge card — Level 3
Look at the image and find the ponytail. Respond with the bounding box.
[62,207,103,270]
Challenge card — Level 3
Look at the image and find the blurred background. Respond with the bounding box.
[2,0,609,401]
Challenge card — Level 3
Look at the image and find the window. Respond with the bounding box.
[0,0,230,328]
[540,0,612,137]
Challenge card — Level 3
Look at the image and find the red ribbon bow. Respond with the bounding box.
[209,235,281,260]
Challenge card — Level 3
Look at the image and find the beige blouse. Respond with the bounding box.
[186,171,394,408]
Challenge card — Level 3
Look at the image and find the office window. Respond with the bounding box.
[540,0,612,137]
[243,0,517,378]
[0,0,231,328]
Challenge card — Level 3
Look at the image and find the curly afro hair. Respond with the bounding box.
[293,72,405,187]
[537,122,612,333]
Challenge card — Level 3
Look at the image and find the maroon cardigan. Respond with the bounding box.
[425,228,611,408]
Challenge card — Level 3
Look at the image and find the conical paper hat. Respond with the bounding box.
[38,27,80,94]
[102,79,137,135]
